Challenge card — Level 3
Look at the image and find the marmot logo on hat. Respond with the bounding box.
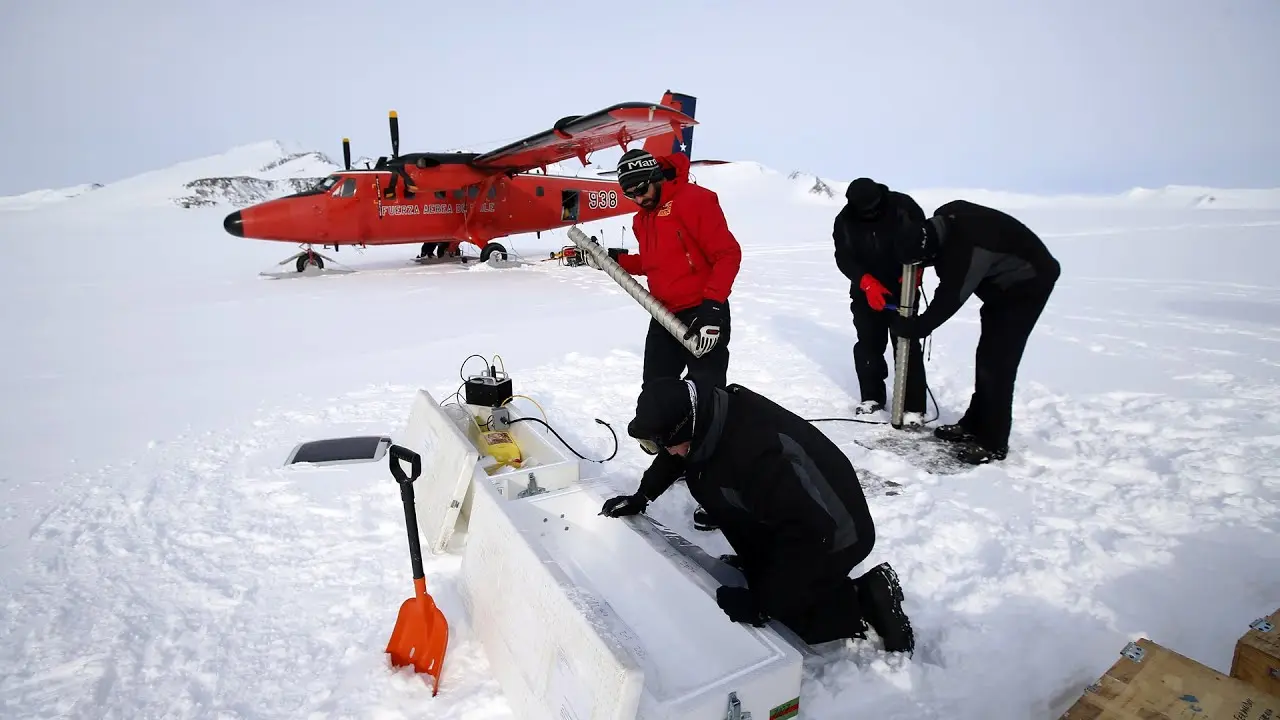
[617,149,660,188]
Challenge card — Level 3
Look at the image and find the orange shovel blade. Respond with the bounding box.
[386,578,449,696]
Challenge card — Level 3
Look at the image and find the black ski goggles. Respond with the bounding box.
[621,166,664,198]
[635,418,687,456]
[622,180,652,198]
[635,423,685,455]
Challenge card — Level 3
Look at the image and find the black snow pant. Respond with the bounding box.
[720,518,876,645]
[850,291,927,413]
[642,301,731,390]
[957,280,1054,452]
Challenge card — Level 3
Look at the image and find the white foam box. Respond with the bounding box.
[397,388,804,717]
[458,476,805,720]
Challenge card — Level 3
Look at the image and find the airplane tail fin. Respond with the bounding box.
[644,90,698,159]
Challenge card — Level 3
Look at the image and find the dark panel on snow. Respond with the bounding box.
[287,435,391,465]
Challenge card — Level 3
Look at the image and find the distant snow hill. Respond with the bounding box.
[172,144,341,209]
[2,139,1280,213]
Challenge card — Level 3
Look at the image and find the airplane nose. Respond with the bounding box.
[223,210,244,237]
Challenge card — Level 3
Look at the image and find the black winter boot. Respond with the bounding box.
[934,423,975,443]
[855,562,914,654]
[955,442,1007,465]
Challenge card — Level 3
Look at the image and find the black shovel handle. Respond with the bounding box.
[389,443,422,486]
[388,444,426,581]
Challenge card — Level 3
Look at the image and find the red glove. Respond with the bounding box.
[859,274,892,311]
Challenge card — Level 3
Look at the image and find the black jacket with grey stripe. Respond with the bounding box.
[638,383,875,621]
[915,200,1061,334]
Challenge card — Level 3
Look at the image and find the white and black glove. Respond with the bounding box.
[599,493,648,517]
[683,300,725,355]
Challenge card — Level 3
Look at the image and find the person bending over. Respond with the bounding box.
[600,376,914,653]
[890,200,1060,464]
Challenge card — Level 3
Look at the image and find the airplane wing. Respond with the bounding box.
[469,102,696,174]
[597,159,731,177]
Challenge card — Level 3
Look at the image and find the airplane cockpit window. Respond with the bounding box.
[315,175,340,192]
[333,178,357,197]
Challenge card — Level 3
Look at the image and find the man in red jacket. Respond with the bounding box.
[613,148,742,390]
[612,147,743,531]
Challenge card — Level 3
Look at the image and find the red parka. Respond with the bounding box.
[615,152,742,312]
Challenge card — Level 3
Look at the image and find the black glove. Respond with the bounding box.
[683,299,725,355]
[718,554,744,571]
[715,586,768,626]
[890,313,927,339]
[599,493,647,517]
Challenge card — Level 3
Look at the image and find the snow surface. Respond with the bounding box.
[2,146,1280,719]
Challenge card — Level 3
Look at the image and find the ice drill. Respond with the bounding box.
[890,263,920,428]
[567,226,711,358]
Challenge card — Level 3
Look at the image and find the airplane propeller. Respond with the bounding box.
[389,110,399,159]
[342,137,351,170]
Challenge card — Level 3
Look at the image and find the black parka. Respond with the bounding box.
[833,191,926,294]
[638,383,876,625]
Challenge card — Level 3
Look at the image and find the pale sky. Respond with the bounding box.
[2,0,1277,196]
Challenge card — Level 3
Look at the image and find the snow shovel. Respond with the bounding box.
[385,443,449,696]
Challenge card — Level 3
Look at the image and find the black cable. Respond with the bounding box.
[452,353,617,462]
[508,416,618,463]
[459,354,489,383]
[806,415,888,425]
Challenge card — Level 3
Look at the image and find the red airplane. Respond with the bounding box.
[223,90,723,274]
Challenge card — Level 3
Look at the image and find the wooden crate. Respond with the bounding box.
[1060,637,1280,719]
[1232,608,1280,699]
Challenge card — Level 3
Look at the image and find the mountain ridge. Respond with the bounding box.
[4,140,1280,213]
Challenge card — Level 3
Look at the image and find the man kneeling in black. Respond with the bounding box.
[599,377,914,653]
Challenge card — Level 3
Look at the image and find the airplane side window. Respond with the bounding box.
[435,191,447,200]
[468,187,478,199]
[453,190,464,199]
[487,186,496,199]
[561,189,579,222]
[335,178,357,197]
[536,186,544,197]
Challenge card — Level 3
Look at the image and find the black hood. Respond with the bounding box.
[845,178,889,219]
[628,377,697,446]
[896,214,949,265]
